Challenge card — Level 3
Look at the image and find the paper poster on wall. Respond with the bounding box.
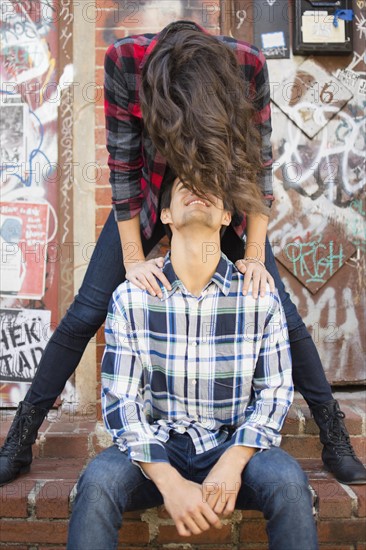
[0,202,49,299]
[0,94,27,166]
[0,308,51,383]
[301,11,346,43]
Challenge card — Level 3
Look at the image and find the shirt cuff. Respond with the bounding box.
[228,425,281,450]
[127,441,170,464]
[130,441,170,481]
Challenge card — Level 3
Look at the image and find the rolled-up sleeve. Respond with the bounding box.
[104,43,144,222]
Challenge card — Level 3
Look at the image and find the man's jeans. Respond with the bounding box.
[67,433,319,550]
[26,211,333,410]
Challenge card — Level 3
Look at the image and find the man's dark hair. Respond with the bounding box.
[140,20,269,220]
[159,165,231,244]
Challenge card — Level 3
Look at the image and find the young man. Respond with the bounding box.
[67,174,318,549]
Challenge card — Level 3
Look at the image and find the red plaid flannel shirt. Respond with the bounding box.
[104,21,274,241]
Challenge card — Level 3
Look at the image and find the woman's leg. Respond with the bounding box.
[263,238,333,406]
[221,225,366,484]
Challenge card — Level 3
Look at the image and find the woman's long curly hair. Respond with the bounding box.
[139,21,269,218]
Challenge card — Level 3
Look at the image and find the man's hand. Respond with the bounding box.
[125,258,172,298]
[163,477,223,537]
[202,459,242,518]
[139,461,222,537]
[202,446,257,518]
[235,259,275,299]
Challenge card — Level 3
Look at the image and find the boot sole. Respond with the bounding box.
[343,480,366,485]
[0,464,31,487]
[323,463,366,485]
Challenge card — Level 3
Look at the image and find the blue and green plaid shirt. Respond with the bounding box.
[101,251,293,466]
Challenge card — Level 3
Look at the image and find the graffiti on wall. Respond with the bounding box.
[266,5,366,383]
[0,0,74,405]
[0,308,51,382]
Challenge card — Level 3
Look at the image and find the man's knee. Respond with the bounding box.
[74,451,131,511]
[257,449,311,508]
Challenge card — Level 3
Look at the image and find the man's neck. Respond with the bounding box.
[169,230,222,297]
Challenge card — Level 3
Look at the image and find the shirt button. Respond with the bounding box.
[190,341,198,346]
[192,379,197,385]
[130,452,135,457]
[176,426,186,433]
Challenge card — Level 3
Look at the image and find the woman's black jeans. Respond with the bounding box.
[26,210,333,409]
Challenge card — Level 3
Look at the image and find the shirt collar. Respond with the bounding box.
[160,249,235,299]
[139,21,210,71]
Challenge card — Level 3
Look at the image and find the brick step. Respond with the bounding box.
[1,394,365,461]
[0,458,365,549]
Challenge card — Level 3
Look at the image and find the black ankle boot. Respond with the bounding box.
[0,401,48,486]
[311,399,366,485]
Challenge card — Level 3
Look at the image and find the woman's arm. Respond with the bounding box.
[244,212,268,263]
[236,212,275,299]
[118,216,145,264]
[105,42,171,295]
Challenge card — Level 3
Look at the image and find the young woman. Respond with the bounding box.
[1,20,364,487]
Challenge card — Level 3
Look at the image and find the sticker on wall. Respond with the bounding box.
[335,67,361,91]
[0,202,50,299]
[272,58,353,139]
[0,308,51,383]
[358,78,366,96]
[253,0,290,59]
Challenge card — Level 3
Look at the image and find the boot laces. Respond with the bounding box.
[1,414,34,457]
[327,410,356,457]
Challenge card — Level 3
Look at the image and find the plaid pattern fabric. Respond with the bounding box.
[104,21,274,240]
[101,251,293,465]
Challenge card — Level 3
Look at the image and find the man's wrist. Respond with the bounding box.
[221,445,257,470]
[139,461,183,495]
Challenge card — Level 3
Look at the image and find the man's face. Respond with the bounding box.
[161,177,231,237]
